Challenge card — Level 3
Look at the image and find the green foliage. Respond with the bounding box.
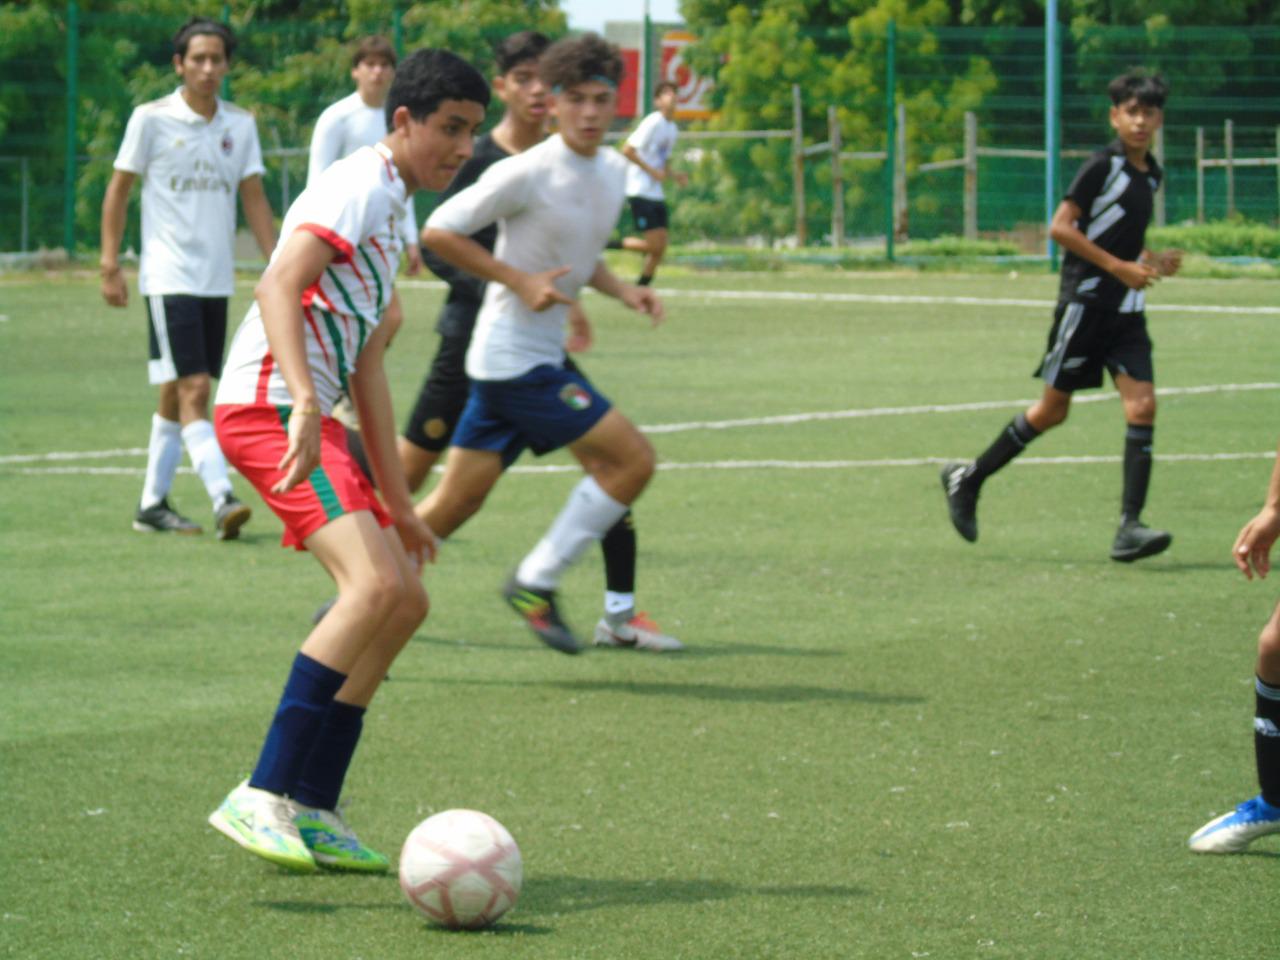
[1148,220,1280,260]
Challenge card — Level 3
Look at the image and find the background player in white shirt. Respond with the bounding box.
[420,33,678,655]
[308,35,422,276]
[100,17,275,540]
[207,49,489,874]
[619,81,686,287]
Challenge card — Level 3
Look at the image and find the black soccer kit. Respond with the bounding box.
[1036,140,1162,392]
[403,134,511,452]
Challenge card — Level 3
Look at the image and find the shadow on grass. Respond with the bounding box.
[520,874,867,915]
[431,676,924,706]
[410,633,846,660]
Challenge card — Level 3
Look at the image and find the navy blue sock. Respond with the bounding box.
[292,699,367,811]
[248,653,347,797]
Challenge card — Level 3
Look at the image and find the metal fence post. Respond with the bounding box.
[895,102,907,241]
[1153,126,1165,227]
[884,19,896,261]
[1195,126,1205,223]
[1275,126,1279,226]
[393,3,404,60]
[1044,0,1060,269]
[963,111,977,239]
[1224,118,1234,218]
[21,157,30,253]
[63,0,79,255]
[829,105,843,248]
[791,84,806,247]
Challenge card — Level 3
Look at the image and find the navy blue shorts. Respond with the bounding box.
[451,364,612,467]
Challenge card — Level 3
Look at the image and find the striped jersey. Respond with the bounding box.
[1058,140,1162,313]
[217,143,406,412]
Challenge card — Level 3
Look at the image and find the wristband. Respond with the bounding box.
[292,404,321,416]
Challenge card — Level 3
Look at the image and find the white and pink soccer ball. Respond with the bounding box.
[399,809,523,929]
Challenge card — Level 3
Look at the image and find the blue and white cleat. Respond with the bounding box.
[1188,795,1280,854]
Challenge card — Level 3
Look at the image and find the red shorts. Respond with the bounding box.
[214,403,391,550]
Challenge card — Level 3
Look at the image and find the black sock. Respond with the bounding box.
[1256,676,1280,807]
[605,237,624,250]
[637,274,653,287]
[293,699,367,811]
[968,413,1040,484]
[249,653,347,797]
[1121,423,1154,524]
[600,510,636,594]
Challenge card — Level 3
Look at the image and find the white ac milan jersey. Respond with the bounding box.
[216,144,406,413]
[113,89,265,297]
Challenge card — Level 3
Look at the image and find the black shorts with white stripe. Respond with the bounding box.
[145,295,228,385]
[1034,301,1153,392]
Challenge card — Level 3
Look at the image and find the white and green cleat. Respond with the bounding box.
[208,781,316,872]
[293,803,389,873]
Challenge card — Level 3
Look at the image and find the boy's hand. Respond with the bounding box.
[566,303,593,353]
[1234,506,1280,581]
[395,512,439,569]
[273,409,321,493]
[515,266,575,312]
[1113,259,1159,290]
[101,268,128,307]
[672,170,689,188]
[620,284,665,326]
[1151,248,1183,277]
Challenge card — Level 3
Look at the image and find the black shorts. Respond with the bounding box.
[145,295,228,385]
[403,333,472,453]
[628,196,669,232]
[1035,302,1154,392]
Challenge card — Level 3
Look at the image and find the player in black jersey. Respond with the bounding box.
[400,31,681,652]
[941,70,1182,562]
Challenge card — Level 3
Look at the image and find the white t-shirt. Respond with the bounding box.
[623,111,679,201]
[113,89,266,297]
[216,144,407,414]
[426,135,629,381]
[308,91,417,248]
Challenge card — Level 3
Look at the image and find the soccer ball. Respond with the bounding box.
[398,809,523,929]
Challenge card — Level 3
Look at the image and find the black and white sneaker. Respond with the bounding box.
[1110,520,1172,562]
[501,576,581,654]
[133,498,202,535]
[940,461,980,543]
[215,495,251,541]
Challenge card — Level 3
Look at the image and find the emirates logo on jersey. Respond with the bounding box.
[221,133,233,155]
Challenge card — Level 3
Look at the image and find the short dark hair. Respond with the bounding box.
[495,31,550,75]
[654,81,678,99]
[352,35,397,70]
[384,48,490,127]
[1108,70,1168,108]
[539,33,624,92]
[173,16,236,60]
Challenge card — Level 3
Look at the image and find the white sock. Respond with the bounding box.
[181,419,233,507]
[605,591,636,617]
[516,477,628,590]
[141,414,183,509]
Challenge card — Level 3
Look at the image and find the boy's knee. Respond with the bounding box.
[1125,397,1156,424]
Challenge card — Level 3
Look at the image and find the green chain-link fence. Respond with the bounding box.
[3,4,1277,261]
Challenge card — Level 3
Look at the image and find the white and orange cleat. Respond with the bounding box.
[593,610,684,652]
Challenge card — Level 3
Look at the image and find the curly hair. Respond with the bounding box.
[538,32,624,92]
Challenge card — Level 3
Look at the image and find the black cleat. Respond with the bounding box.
[1110,521,1172,563]
[215,495,252,541]
[133,498,202,534]
[501,576,581,654]
[940,461,979,543]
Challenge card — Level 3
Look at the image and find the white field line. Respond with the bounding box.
[391,278,1280,316]
[3,381,1275,469]
[9,451,1274,478]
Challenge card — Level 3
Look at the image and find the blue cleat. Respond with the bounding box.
[1188,795,1280,853]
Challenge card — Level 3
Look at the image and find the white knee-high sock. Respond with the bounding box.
[181,419,233,507]
[516,477,629,590]
[141,414,183,509]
